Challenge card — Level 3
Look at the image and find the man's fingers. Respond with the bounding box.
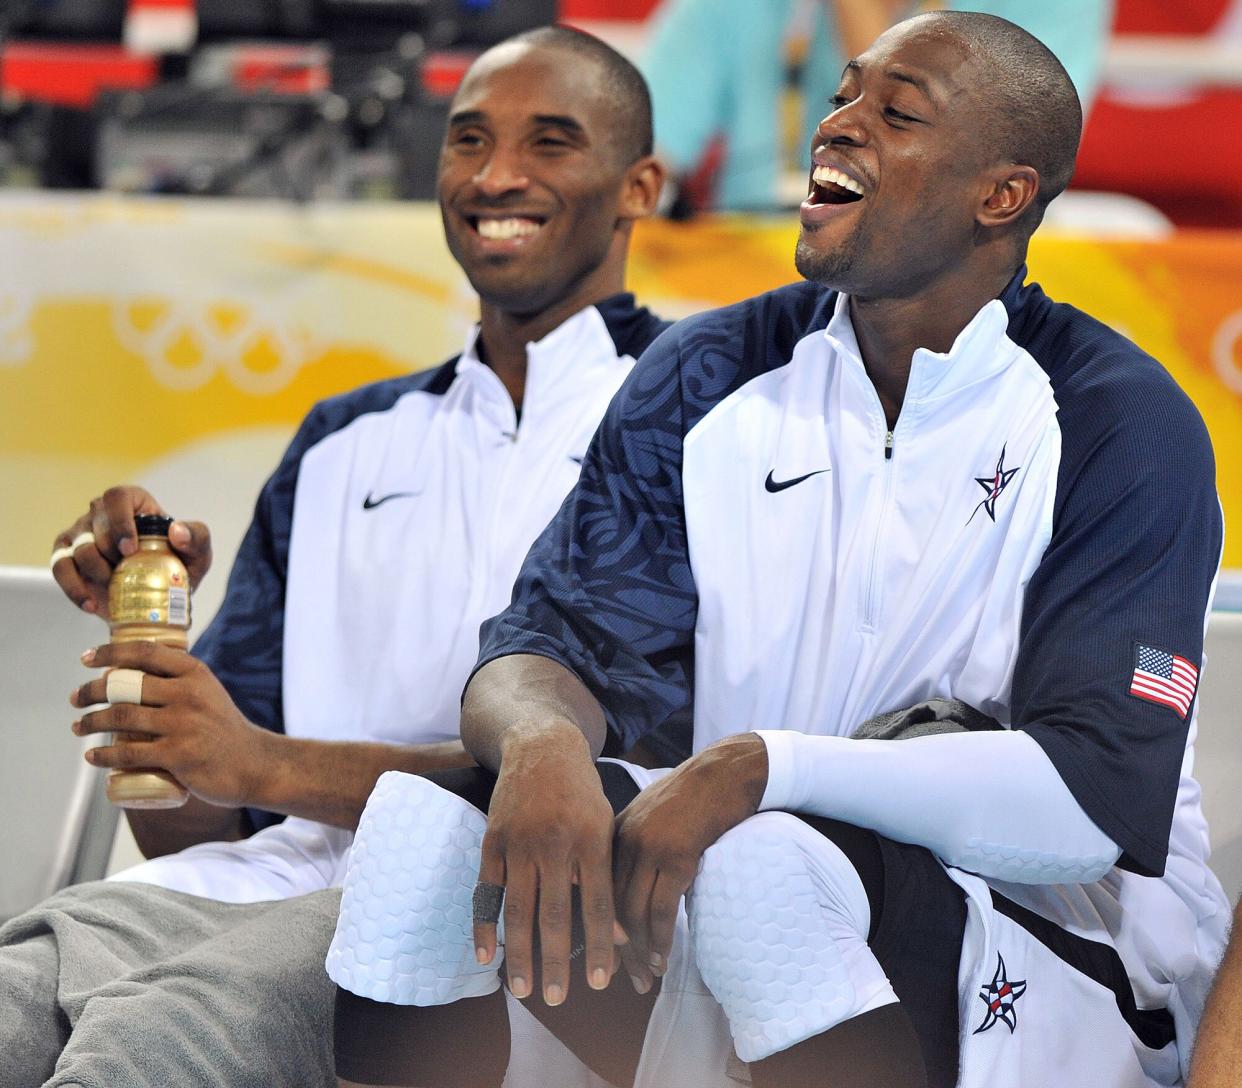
[51,528,107,614]
[169,520,212,588]
[71,671,173,711]
[646,870,687,977]
[537,866,574,1006]
[63,511,115,592]
[97,486,164,559]
[84,736,160,770]
[501,862,536,1001]
[473,839,506,968]
[618,864,657,994]
[578,859,619,992]
[75,703,160,739]
[83,641,192,677]
[617,938,654,996]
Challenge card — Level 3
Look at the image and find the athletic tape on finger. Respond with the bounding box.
[49,545,75,568]
[70,531,97,553]
[106,668,145,706]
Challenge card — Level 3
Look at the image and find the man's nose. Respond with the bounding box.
[814,103,867,147]
[473,148,530,196]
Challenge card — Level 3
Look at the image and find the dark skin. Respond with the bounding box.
[1187,901,1242,1088]
[464,15,1043,1012]
[52,39,663,860]
[795,20,1038,424]
[438,41,663,405]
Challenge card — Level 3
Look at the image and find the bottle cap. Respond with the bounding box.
[134,514,174,537]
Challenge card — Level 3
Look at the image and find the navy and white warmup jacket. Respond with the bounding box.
[112,295,670,903]
[479,272,1229,1080]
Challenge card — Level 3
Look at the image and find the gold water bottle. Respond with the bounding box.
[106,514,191,809]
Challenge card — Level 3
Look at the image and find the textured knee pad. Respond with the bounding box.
[688,812,896,1063]
[325,772,503,1006]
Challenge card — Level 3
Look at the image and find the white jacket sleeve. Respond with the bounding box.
[756,728,1120,884]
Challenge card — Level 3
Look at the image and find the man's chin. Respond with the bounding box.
[794,238,852,291]
[469,274,556,317]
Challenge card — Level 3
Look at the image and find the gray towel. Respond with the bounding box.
[850,697,1000,741]
[0,881,340,1088]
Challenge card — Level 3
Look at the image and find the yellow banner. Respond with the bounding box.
[3,194,1240,568]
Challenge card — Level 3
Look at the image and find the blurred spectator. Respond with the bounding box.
[640,0,1113,211]
[1073,0,1242,227]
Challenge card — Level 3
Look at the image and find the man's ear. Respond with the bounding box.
[977,165,1039,229]
[618,155,667,221]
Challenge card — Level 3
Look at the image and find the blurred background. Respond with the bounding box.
[2,0,1241,593]
[2,0,1242,584]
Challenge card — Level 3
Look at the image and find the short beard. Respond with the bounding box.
[794,231,859,290]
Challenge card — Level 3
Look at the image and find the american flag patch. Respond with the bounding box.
[1129,644,1199,719]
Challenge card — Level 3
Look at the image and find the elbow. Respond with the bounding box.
[955,834,1121,885]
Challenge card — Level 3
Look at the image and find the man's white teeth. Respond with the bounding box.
[812,166,864,196]
[477,218,541,240]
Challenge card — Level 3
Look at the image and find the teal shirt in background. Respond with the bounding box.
[639,0,1114,211]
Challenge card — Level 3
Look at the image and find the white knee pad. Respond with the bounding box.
[688,812,897,1063]
[325,772,503,1006]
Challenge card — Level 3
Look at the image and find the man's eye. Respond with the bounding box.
[829,94,852,110]
[452,133,483,148]
[885,108,917,123]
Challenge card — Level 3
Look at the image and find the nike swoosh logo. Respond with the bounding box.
[569,455,585,466]
[362,491,419,510]
[764,468,830,493]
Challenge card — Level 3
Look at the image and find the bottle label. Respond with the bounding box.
[168,587,189,626]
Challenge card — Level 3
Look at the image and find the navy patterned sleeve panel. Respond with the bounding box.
[477,282,835,750]
[1005,281,1222,877]
[193,362,458,738]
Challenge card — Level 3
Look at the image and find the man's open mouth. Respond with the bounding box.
[469,216,546,240]
[807,165,865,206]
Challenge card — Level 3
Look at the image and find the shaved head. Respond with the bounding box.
[915,10,1082,233]
[498,25,654,166]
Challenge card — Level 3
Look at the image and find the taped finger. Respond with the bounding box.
[105,668,145,706]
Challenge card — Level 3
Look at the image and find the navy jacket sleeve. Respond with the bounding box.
[476,328,699,751]
[1010,318,1221,878]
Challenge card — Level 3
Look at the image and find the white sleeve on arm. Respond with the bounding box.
[756,728,1120,884]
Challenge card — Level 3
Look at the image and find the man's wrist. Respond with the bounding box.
[498,715,594,768]
[239,724,284,812]
[753,729,797,812]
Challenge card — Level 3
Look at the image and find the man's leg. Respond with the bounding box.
[32,884,345,1088]
[330,764,660,1088]
[0,879,246,1086]
[0,906,70,1084]
[689,811,966,1088]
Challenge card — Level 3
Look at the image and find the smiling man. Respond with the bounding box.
[326,11,1228,1088]
[3,26,669,1088]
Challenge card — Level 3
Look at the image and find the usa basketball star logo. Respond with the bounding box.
[973,952,1027,1034]
[968,445,1020,525]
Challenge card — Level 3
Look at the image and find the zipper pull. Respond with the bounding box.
[884,431,894,461]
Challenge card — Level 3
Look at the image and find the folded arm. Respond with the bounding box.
[757,727,1120,883]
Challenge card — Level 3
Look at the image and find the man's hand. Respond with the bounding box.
[51,486,212,618]
[71,641,266,808]
[612,733,769,994]
[473,723,618,1007]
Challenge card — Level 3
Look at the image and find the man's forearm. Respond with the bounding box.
[757,727,1120,884]
[249,734,477,830]
[461,654,608,771]
[127,796,249,859]
[127,735,477,856]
